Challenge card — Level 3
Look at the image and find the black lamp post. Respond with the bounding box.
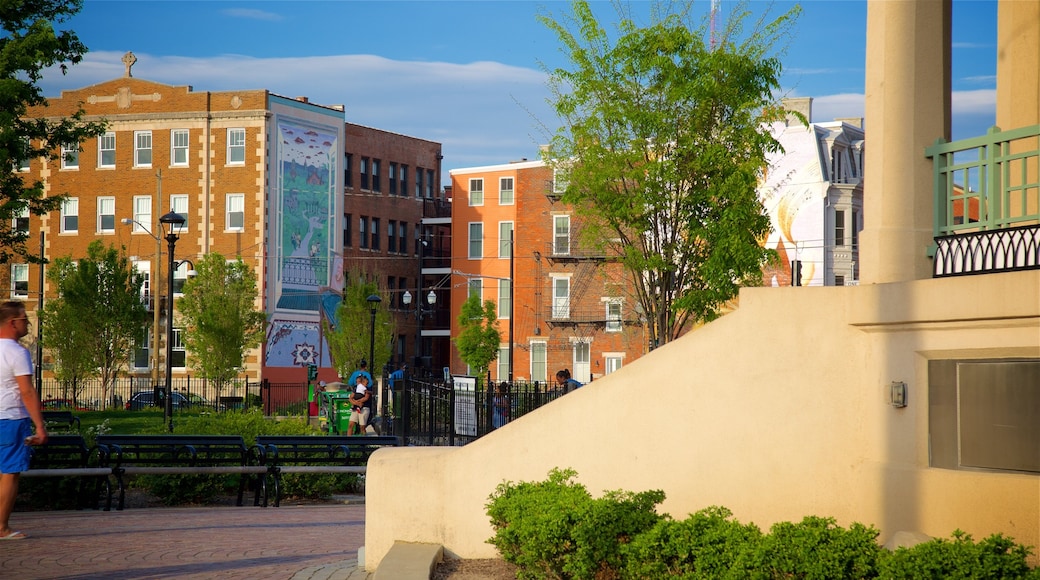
[159,211,186,432]
[402,288,436,369]
[366,294,382,377]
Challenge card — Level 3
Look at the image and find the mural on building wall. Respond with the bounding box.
[265,116,342,371]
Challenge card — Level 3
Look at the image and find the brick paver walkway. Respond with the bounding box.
[0,504,367,579]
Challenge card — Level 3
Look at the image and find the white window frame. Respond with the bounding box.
[605,298,622,332]
[171,129,189,166]
[553,215,571,255]
[170,194,188,233]
[133,260,151,302]
[469,178,484,206]
[61,198,78,233]
[61,143,79,169]
[497,346,510,381]
[468,222,483,259]
[173,262,191,295]
[134,130,152,167]
[468,278,483,300]
[227,128,246,165]
[133,329,151,371]
[16,138,30,172]
[226,193,244,231]
[573,341,591,384]
[171,328,186,369]
[133,196,151,233]
[498,280,511,320]
[530,341,547,383]
[499,177,514,205]
[97,197,115,233]
[98,131,116,168]
[553,167,569,194]
[604,354,623,375]
[11,264,28,298]
[13,206,29,235]
[499,221,513,258]
[551,274,571,319]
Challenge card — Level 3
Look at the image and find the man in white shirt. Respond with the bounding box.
[0,301,47,540]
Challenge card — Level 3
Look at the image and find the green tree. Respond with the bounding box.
[0,0,107,262]
[454,293,501,378]
[324,271,394,379]
[177,253,266,399]
[41,240,149,407]
[540,0,798,346]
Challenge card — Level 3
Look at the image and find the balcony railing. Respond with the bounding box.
[926,124,1040,277]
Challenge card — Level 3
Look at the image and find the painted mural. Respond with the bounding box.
[265,115,342,371]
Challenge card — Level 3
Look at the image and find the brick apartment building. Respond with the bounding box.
[449,160,648,384]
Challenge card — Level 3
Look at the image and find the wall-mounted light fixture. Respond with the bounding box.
[890,381,908,408]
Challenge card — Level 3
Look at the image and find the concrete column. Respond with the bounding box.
[996,1,1040,130]
[860,0,950,284]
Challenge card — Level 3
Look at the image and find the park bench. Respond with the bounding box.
[43,410,81,431]
[94,434,267,510]
[22,434,110,510]
[254,435,400,506]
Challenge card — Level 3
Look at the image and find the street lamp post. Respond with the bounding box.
[402,288,436,371]
[159,211,186,432]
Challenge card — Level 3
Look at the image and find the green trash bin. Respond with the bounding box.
[330,394,353,434]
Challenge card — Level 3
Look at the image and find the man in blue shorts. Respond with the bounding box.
[0,301,48,540]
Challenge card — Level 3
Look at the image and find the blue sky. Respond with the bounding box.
[39,1,998,179]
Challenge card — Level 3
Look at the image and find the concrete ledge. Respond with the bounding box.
[373,541,443,580]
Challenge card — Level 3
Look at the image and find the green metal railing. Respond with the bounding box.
[926,124,1040,254]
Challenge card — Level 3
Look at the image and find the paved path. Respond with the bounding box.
[0,504,370,580]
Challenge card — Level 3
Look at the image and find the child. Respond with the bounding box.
[347,375,370,435]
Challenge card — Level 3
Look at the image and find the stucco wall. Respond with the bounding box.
[364,270,1040,568]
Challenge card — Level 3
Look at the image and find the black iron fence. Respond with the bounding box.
[36,376,256,412]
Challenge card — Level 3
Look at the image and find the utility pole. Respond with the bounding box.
[151,170,163,389]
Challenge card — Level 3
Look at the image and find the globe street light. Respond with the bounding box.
[159,211,186,432]
[402,289,437,369]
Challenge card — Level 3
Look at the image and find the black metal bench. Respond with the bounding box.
[254,435,400,506]
[43,410,81,431]
[94,434,266,510]
[22,434,110,509]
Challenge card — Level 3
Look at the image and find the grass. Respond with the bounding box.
[59,408,236,445]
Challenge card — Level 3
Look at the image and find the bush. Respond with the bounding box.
[750,516,882,579]
[878,530,1040,579]
[622,506,762,579]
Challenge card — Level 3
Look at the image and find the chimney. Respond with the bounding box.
[782,97,813,126]
[835,117,863,129]
[296,96,309,103]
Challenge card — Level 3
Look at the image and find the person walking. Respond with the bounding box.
[0,301,48,540]
[555,369,583,394]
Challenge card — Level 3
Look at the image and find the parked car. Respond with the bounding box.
[125,391,189,411]
[42,398,92,411]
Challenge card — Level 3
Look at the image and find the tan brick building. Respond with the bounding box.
[449,160,647,384]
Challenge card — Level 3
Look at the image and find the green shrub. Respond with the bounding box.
[568,488,665,579]
[750,516,882,579]
[878,530,1040,579]
[622,506,762,579]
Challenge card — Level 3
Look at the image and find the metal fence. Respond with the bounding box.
[37,376,256,412]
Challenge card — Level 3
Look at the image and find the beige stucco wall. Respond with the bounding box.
[365,269,1040,568]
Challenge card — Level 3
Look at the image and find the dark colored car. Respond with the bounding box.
[125,391,189,411]
[42,398,92,411]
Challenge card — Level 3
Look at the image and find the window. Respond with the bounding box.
[16,138,30,171]
[605,355,623,375]
[227,128,245,164]
[852,210,860,249]
[468,279,482,300]
[344,213,352,247]
[13,207,29,235]
[360,157,370,190]
[552,275,570,319]
[553,167,569,194]
[389,163,398,195]
[388,277,396,308]
[398,222,406,254]
[835,275,845,286]
[498,280,511,319]
[399,165,408,196]
[499,177,514,205]
[61,143,79,169]
[170,195,188,233]
[133,331,151,370]
[469,178,484,206]
[134,260,151,301]
[171,129,189,166]
[11,264,28,298]
[388,220,397,253]
[226,194,244,231]
[371,218,380,250]
[497,346,510,381]
[98,132,116,168]
[97,197,115,233]
[416,167,423,197]
[468,222,483,259]
[372,159,381,192]
[553,215,570,255]
[134,131,152,167]
[173,262,191,295]
[171,328,186,369]
[359,216,368,249]
[499,222,513,258]
[531,341,547,383]
[573,342,590,383]
[344,153,353,188]
[427,169,435,198]
[834,210,846,248]
[61,198,78,233]
[133,196,151,232]
[606,299,622,332]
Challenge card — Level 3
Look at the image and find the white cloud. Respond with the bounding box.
[951,89,995,115]
[221,8,283,22]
